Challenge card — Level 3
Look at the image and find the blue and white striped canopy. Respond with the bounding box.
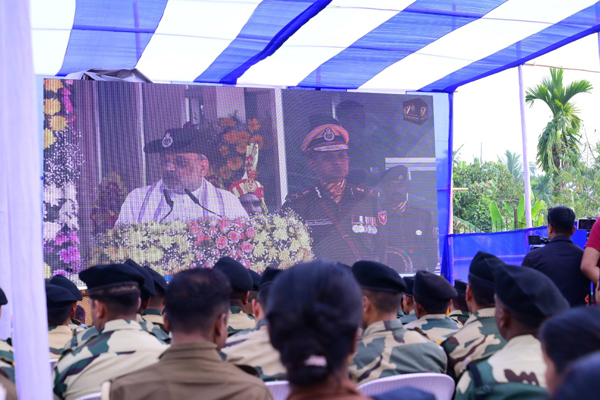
[31,0,600,93]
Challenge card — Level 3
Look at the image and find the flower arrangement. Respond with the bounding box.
[90,210,314,275]
[43,79,84,276]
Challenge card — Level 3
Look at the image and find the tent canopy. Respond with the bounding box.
[31,0,600,92]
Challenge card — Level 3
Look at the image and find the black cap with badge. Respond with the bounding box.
[301,115,349,153]
[144,127,211,155]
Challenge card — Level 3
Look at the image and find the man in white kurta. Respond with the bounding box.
[116,127,247,224]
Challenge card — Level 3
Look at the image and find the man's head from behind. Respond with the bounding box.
[547,206,576,239]
[412,270,457,318]
[466,251,503,312]
[46,284,79,327]
[164,268,231,349]
[213,257,253,307]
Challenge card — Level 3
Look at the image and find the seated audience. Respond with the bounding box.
[448,280,469,327]
[404,270,459,342]
[539,306,600,396]
[348,261,447,384]
[50,275,83,329]
[522,206,589,307]
[551,351,600,400]
[104,268,273,400]
[141,266,168,333]
[267,260,433,400]
[441,252,506,380]
[455,264,569,400]
[53,263,167,400]
[400,277,417,324]
[214,257,255,335]
[0,288,14,383]
[221,267,286,381]
[46,283,79,359]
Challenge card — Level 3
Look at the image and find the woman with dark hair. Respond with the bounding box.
[267,259,368,399]
[540,306,600,395]
[551,351,600,399]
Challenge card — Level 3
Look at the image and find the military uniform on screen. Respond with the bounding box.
[281,116,384,265]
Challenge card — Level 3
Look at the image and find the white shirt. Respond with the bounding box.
[116,179,248,224]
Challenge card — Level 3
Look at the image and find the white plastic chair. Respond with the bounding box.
[358,373,455,400]
[266,380,290,400]
[75,393,102,400]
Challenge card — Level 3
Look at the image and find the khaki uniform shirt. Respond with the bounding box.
[49,325,74,359]
[228,306,255,336]
[405,314,459,343]
[448,310,470,328]
[103,341,273,400]
[53,319,167,400]
[441,308,507,380]
[136,313,170,343]
[222,319,286,381]
[455,334,547,400]
[348,319,447,384]
[142,309,167,333]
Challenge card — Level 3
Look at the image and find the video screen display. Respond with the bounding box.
[42,79,438,281]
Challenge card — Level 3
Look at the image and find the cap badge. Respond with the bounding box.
[162,132,174,148]
[323,127,335,142]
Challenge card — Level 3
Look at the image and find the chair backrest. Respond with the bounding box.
[266,380,291,400]
[358,373,455,400]
[75,393,102,400]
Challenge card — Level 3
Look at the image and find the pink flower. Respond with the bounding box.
[216,236,228,249]
[245,227,256,239]
[208,227,218,237]
[54,232,68,246]
[241,241,253,254]
[190,225,202,235]
[240,259,251,269]
[58,246,80,264]
[230,249,241,259]
[227,231,241,243]
[53,269,67,276]
[218,218,232,233]
[195,234,207,246]
[68,231,80,244]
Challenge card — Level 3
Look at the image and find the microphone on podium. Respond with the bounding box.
[184,188,222,218]
[160,189,175,222]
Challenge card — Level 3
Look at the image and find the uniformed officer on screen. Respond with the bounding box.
[281,115,383,265]
[116,127,247,224]
[378,165,438,272]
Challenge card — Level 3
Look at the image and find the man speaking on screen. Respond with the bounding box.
[116,127,248,224]
[281,116,384,265]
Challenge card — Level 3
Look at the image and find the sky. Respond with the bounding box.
[452,34,600,171]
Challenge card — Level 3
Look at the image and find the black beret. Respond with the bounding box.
[214,257,252,292]
[124,259,155,298]
[144,127,209,155]
[0,288,7,306]
[50,274,83,301]
[404,277,414,296]
[79,263,146,293]
[413,270,457,301]
[143,266,168,293]
[352,261,406,294]
[46,284,78,310]
[469,251,504,288]
[373,387,435,400]
[249,269,261,292]
[495,264,569,320]
[454,280,467,296]
[259,267,282,290]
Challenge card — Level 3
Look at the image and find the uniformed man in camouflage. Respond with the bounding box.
[404,270,459,342]
[448,280,470,328]
[53,263,167,400]
[280,115,384,265]
[348,261,447,384]
[455,264,569,400]
[221,267,286,381]
[400,276,417,324]
[46,283,79,359]
[441,252,507,380]
[141,266,168,334]
[103,267,273,400]
[0,287,14,383]
[50,275,84,330]
[214,257,255,335]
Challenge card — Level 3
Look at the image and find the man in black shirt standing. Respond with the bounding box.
[522,206,590,307]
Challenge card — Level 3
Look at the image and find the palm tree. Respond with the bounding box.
[498,150,523,181]
[525,68,592,175]
[531,173,553,205]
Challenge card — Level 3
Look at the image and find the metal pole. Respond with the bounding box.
[518,65,533,228]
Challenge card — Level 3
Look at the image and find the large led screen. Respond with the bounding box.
[42,79,438,281]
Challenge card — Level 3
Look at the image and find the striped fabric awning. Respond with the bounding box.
[31,0,600,93]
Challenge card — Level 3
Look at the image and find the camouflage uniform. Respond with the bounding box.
[455,334,547,400]
[49,325,74,359]
[348,319,447,384]
[0,340,14,383]
[448,310,470,328]
[405,314,459,342]
[136,313,170,343]
[221,319,286,381]
[64,325,99,351]
[53,319,167,400]
[141,309,167,334]
[228,306,255,336]
[441,308,506,380]
[400,310,417,325]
